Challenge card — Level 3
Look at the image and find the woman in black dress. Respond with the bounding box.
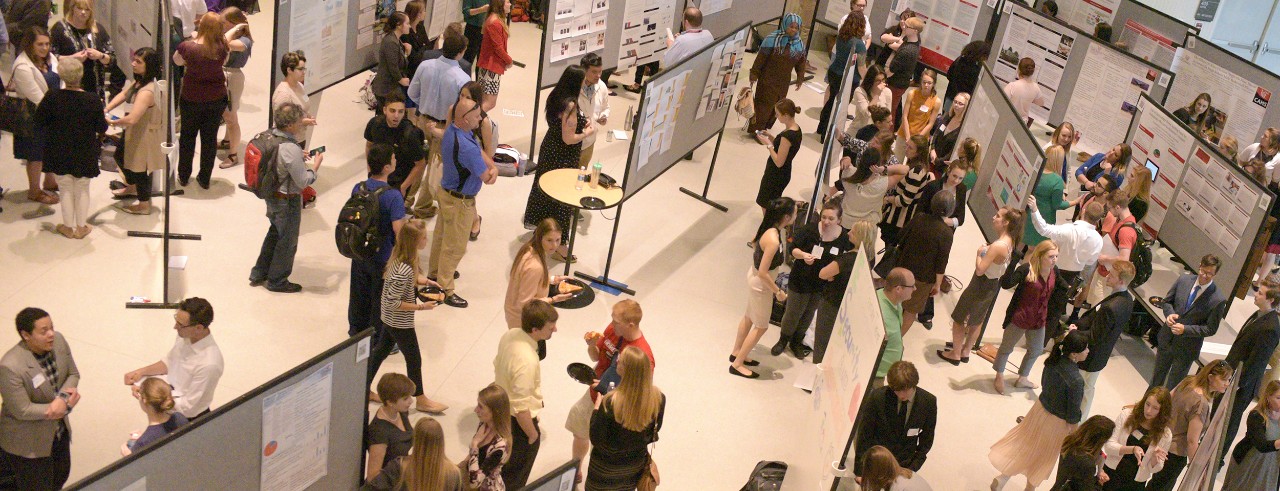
[586,346,665,491]
[1052,415,1115,491]
[523,66,594,261]
[754,98,803,211]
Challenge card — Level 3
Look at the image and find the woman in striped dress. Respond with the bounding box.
[880,135,933,248]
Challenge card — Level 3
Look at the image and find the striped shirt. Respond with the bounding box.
[380,262,417,329]
[882,166,932,228]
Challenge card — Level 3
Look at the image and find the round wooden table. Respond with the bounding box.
[537,168,624,278]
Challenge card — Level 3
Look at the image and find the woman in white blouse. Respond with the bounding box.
[848,65,891,133]
[11,27,62,205]
[1102,386,1173,487]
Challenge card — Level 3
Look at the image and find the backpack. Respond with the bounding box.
[243,131,288,199]
[740,461,786,491]
[1119,221,1153,288]
[335,183,389,262]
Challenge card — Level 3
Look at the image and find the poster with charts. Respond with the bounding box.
[1174,150,1249,254]
[1169,48,1270,146]
[696,29,747,120]
[1128,97,1194,235]
[289,0,351,90]
[618,0,676,69]
[904,0,982,69]
[699,0,733,16]
[994,8,1073,123]
[1063,42,1160,155]
[260,363,333,491]
[1055,0,1119,33]
[815,253,883,491]
[990,134,1035,210]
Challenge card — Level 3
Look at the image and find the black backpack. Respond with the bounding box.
[335,183,389,262]
[1119,222,1153,288]
[740,461,787,491]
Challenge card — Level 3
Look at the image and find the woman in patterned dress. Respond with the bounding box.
[523,66,594,261]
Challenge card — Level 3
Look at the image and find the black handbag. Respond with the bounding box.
[1,69,36,139]
[873,244,901,278]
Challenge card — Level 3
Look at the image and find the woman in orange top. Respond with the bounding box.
[897,69,940,142]
[475,0,513,112]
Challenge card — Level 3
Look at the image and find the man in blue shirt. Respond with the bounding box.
[429,97,495,307]
[407,29,471,219]
[348,144,407,336]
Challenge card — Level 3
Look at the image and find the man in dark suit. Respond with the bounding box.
[1074,261,1135,419]
[1220,280,1280,461]
[0,308,81,491]
[854,361,937,475]
[1151,254,1227,390]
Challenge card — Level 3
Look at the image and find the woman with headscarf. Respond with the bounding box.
[747,13,807,135]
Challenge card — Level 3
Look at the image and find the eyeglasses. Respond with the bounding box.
[174,314,196,328]
[900,283,917,290]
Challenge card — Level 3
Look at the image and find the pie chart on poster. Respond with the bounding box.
[264,441,278,457]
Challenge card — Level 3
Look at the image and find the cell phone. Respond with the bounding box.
[108,114,119,121]
[308,146,325,157]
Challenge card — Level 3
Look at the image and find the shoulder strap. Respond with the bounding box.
[451,130,471,193]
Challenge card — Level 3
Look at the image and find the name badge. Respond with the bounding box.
[830,246,840,256]
[810,245,823,258]
[919,105,929,113]
[32,373,47,389]
[907,428,921,437]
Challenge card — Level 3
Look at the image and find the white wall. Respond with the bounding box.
[1151,0,1221,40]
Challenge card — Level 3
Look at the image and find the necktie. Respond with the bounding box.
[1185,284,1200,311]
[897,400,908,427]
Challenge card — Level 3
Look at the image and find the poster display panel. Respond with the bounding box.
[1168,45,1273,146]
[899,0,983,70]
[618,0,679,70]
[1062,42,1167,155]
[1046,0,1119,34]
[260,363,334,491]
[694,0,784,36]
[993,5,1075,123]
[1118,19,1177,69]
[815,254,884,490]
[1126,97,1196,234]
[694,29,749,120]
[273,0,381,96]
[549,0,608,62]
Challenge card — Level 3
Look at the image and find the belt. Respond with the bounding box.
[273,192,300,199]
[445,189,475,200]
[425,115,445,124]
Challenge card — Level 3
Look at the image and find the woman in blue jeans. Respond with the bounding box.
[992,240,1060,395]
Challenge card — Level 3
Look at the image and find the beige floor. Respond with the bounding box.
[0,9,1246,490]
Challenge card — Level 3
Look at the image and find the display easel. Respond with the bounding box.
[125,0,201,310]
[828,340,887,491]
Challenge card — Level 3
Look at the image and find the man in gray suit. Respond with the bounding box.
[0,307,80,491]
[1150,254,1226,390]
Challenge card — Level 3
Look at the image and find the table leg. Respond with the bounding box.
[564,210,578,276]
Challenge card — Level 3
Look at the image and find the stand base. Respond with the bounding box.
[128,231,202,240]
[678,187,729,212]
[574,271,635,296]
[125,302,181,310]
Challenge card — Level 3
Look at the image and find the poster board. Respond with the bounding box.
[990,3,1078,124]
[539,0,680,89]
[815,253,885,490]
[957,65,1049,241]
[427,0,462,40]
[104,0,160,76]
[1059,39,1172,155]
[1167,34,1280,147]
[621,23,751,199]
[691,0,786,36]
[271,0,382,96]
[817,0,996,72]
[1128,94,1276,298]
[814,46,861,203]
[66,333,372,491]
[1044,0,1193,59]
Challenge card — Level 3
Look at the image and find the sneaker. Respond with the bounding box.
[266,282,303,293]
[443,293,468,308]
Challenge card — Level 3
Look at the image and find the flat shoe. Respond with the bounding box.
[469,215,481,241]
[729,366,760,379]
[109,180,127,190]
[218,153,240,169]
[935,349,961,366]
[55,224,76,238]
[118,203,152,215]
[415,401,449,414]
[729,355,759,367]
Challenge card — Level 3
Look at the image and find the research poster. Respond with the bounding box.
[634,70,690,175]
[990,133,1035,210]
[618,0,676,69]
[995,8,1073,123]
[289,0,354,90]
[1063,43,1161,155]
[961,83,999,162]
[695,29,747,120]
[108,0,157,76]
[698,0,733,16]
[1118,20,1176,69]
[1128,98,1195,235]
[1169,47,1271,146]
[550,0,607,62]
[1054,0,1119,33]
[1173,147,1258,254]
[815,253,883,491]
[260,363,334,491]
[427,0,463,39]
[823,0,850,26]
[901,0,982,69]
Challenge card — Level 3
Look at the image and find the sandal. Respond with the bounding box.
[217,139,231,150]
[118,203,152,215]
[470,215,482,241]
[29,191,59,205]
[623,84,642,93]
[55,224,76,238]
[218,153,240,169]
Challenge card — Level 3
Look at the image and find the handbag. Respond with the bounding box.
[735,86,754,121]
[873,243,901,278]
[1,68,36,139]
[637,456,660,490]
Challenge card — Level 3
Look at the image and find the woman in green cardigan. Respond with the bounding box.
[1024,145,1071,250]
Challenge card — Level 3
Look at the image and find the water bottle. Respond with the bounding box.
[590,162,602,188]
[575,166,587,190]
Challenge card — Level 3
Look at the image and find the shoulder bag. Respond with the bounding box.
[1,67,36,139]
[637,412,661,490]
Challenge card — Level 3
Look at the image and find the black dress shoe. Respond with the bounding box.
[935,349,961,366]
[729,355,759,367]
[729,366,760,379]
[769,342,788,357]
[791,344,813,359]
[428,271,461,282]
[249,278,265,287]
[178,177,190,187]
[266,282,303,293]
[444,294,468,308]
[921,319,933,330]
[197,178,211,190]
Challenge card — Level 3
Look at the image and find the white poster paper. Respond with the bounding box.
[909,0,982,68]
[1168,47,1271,146]
[1128,101,1195,234]
[617,0,676,69]
[290,0,351,91]
[260,363,334,491]
[994,8,1073,123]
[1118,19,1177,69]
[991,133,1036,209]
[1055,0,1119,33]
[696,30,747,120]
[699,0,733,16]
[1063,42,1160,155]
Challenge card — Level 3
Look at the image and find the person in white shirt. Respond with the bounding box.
[577,52,610,168]
[1027,197,1105,328]
[122,297,225,419]
[662,7,714,67]
[836,0,872,47]
[1003,57,1045,125]
[169,0,208,38]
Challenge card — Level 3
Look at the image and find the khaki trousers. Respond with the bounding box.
[413,126,444,216]
[429,191,476,293]
[578,144,596,169]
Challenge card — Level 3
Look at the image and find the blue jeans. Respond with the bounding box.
[251,196,302,288]
[348,260,385,337]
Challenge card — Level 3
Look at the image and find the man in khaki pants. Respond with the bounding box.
[429,97,495,308]
[406,27,471,218]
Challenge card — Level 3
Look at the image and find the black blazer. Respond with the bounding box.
[1000,263,1070,330]
[1156,275,1227,355]
[1231,410,1280,464]
[1225,310,1280,401]
[1076,289,1134,373]
[854,386,937,474]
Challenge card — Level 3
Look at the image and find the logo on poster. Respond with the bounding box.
[1254,87,1271,109]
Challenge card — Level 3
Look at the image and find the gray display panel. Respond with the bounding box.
[271,0,381,97]
[66,334,371,491]
[621,23,752,199]
[815,0,997,73]
[1167,34,1280,148]
[539,0,683,89]
[691,0,786,36]
[957,65,1048,242]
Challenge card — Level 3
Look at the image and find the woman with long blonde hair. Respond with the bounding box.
[1223,380,1280,490]
[1024,145,1070,251]
[367,220,450,414]
[1124,164,1152,221]
[464,384,512,490]
[366,417,464,490]
[50,0,115,101]
[586,347,665,490]
[173,12,230,189]
[1047,121,1076,181]
[992,240,1060,394]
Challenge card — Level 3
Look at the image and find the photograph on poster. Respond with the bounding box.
[1169,48,1268,146]
[988,134,1034,209]
[1063,43,1162,154]
[695,30,748,119]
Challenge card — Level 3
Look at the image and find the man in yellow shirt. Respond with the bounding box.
[494,300,558,488]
